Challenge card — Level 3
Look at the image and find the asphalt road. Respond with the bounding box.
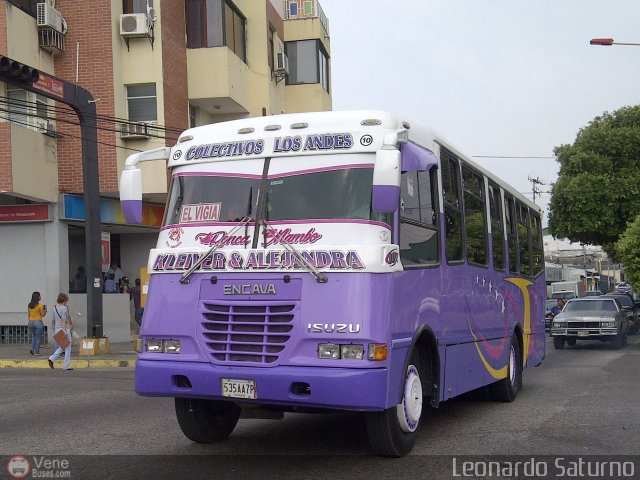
[1,336,639,479]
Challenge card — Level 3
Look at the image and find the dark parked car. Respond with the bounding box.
[583,290,603,297]
[550,297,630,349]
[604,293,638,334]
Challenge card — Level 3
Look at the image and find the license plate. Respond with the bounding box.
[221,378,256,399]
[577,331,589,337]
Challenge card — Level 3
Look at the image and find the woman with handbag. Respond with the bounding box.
[27,291,47,356]
[47,293,74,371]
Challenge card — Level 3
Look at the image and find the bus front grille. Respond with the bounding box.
[199,302,296,365]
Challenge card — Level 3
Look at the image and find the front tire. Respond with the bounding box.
[566,337,577,346]
[366,350,424,457]
[490,333,522,402]
[553,336,565,350]
[175,398,241,443]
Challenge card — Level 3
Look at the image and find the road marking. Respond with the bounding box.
[0,359,135,369]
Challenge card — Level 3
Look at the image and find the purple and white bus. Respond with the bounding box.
[120,111,545,456]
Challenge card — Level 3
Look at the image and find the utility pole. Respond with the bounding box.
[528,176,545,203]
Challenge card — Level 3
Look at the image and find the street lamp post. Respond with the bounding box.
[590,38,640,47]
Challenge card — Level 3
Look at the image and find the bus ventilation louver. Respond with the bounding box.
[200,302,295,365]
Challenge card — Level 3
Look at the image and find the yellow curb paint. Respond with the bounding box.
[0,359,134,369]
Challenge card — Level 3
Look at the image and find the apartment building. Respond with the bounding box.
[0,0,332,342]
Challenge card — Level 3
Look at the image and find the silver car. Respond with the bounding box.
[550,297,629,350]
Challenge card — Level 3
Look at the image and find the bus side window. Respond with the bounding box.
[530,210,544,276]
[399,169,439,266]
[488,182,505,271]
[462,166,488,266]
[504,194,518,274]
[516,201,532,276]
[440,149,464,263]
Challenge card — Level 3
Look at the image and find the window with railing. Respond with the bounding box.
[185,0,246,62]
[6,87,51,133]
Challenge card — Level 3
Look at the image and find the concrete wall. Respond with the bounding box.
[68,293,131,343]
[119,232,157,282]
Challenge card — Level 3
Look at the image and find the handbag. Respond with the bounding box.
[53,329,70,350]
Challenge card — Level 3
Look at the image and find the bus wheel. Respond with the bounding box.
[490,333,521,402]
[366,350,423,457]
[553,337,565,350]
[175,398,241,443]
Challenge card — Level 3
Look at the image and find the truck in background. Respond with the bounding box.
[549,280,586,301]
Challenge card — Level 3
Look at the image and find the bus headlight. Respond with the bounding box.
[340,344,364,360]
[318,343,340,359]
[163,340,181,354]
[146,339,163,353]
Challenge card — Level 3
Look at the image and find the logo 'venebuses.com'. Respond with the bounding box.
[7,456,30,479]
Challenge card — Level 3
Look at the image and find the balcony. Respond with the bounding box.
[186,48,251,116]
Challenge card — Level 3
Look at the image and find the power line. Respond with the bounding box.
[473,155,557,159]
[0,99,178,142]
[0,112,146,153]
[0,94,184,136]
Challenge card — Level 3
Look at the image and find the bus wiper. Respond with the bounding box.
[180,216,253,284]
[245,187,253,250]
[259,219,328,284]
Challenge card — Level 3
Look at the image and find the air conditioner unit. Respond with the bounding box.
[36,2,64,34]
[121,122,151,140]
[120,13,151,38]
[276,52,289,75]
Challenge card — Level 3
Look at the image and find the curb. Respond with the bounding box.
[0,359,135,369]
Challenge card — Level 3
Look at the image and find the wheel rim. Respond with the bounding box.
[509,345,516,385]
[396,365,422,433]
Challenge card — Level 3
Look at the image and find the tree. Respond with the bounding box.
[616,214,640,290]
[548,105,640,256]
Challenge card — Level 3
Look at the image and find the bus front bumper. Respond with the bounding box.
[135,360,390,411]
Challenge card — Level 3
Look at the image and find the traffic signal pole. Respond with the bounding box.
[1,55,103,338]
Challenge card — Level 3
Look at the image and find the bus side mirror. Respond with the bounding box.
[372,149,401,213]
[120,168,143,224]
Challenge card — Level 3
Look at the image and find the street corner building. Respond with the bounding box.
[0,0,332,345]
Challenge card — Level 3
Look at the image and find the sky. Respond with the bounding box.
[319,0,640,224]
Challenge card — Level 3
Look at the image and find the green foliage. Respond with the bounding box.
[549,105,640,256]
[616,214,640,290]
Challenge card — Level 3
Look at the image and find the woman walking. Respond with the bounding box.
[48,293,74,371]
[27,292,47,356]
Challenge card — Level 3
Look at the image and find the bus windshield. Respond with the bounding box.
[164,166,391,227]
[266,167,387,222]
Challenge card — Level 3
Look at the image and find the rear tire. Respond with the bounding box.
[490,333,522,402]
[175,398,241,443]
[553,337,565,350]
[366,350,424,457]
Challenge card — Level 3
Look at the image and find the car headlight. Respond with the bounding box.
[601,321,616,328]
[553,321,566,328]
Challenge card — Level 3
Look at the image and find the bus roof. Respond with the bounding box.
[169,110,539,213]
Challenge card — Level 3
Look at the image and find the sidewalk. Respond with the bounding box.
[0,341,137,369]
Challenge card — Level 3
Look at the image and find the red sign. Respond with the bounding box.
[33,74,64,99]
[0,204,50,223]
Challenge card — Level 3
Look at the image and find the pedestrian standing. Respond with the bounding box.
[48,293,74,371]
[27,291,47,356]
[130,278,144,326]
